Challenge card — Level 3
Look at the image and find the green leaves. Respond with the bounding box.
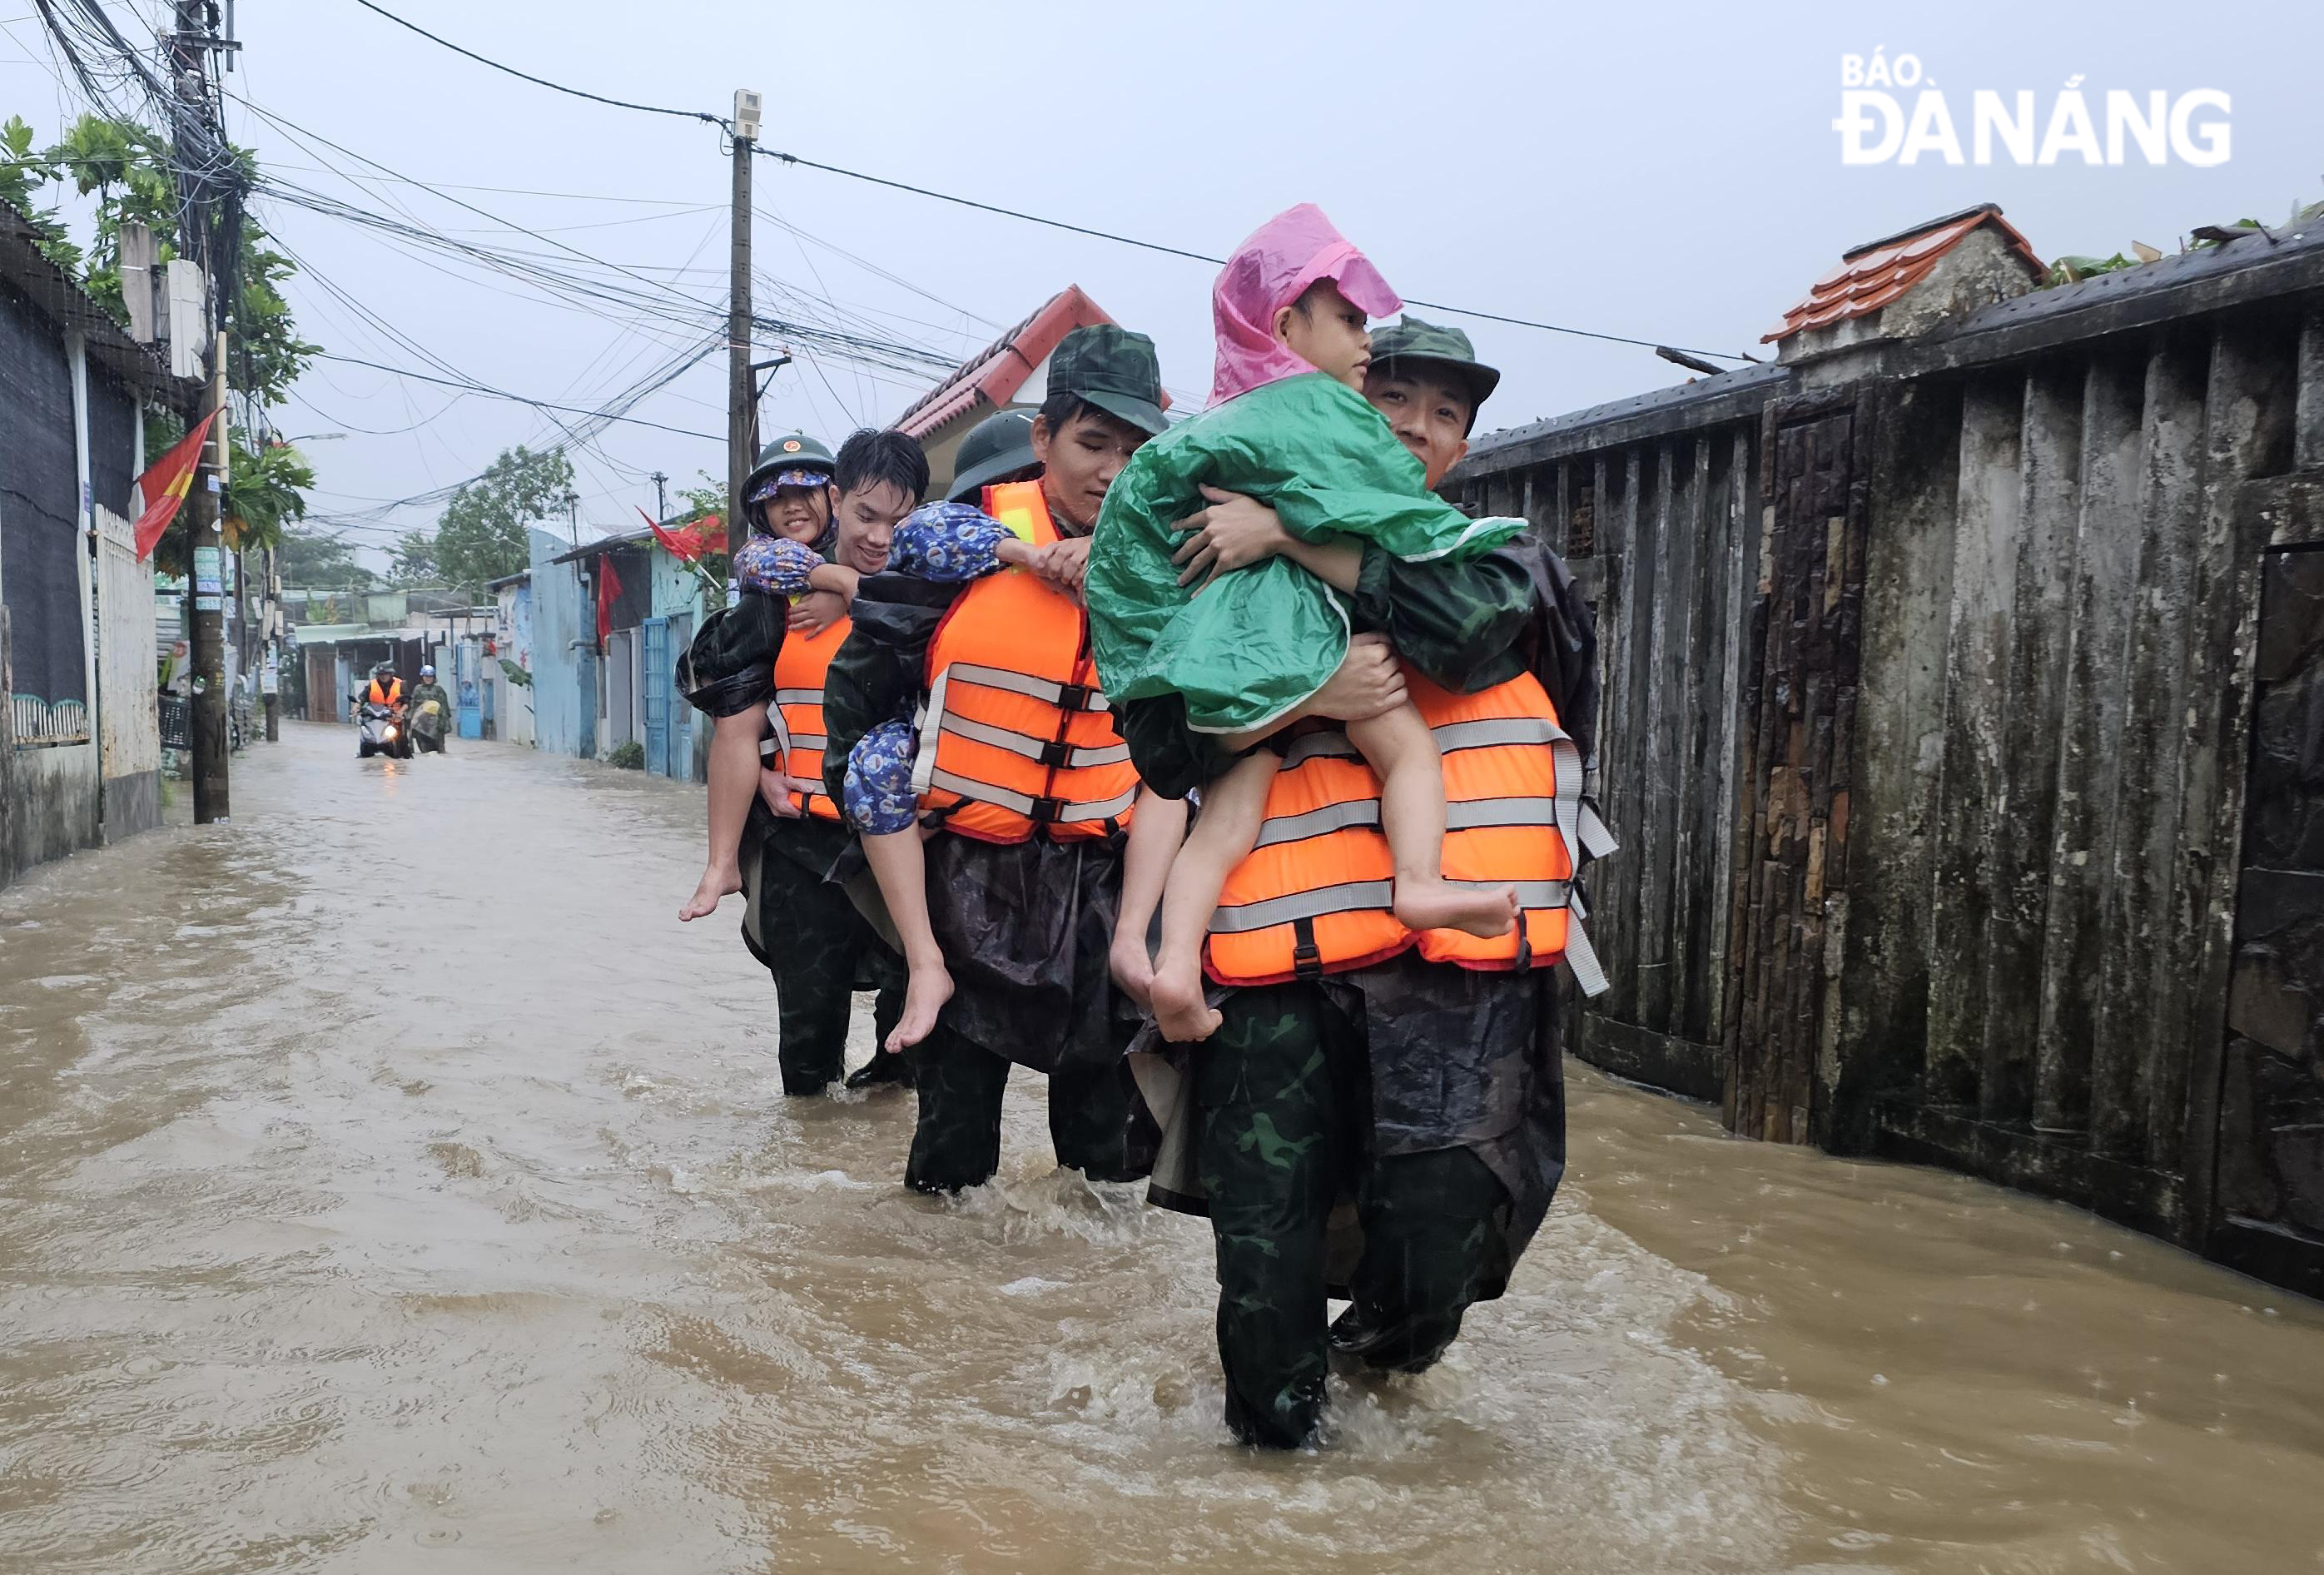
[435,445,577,595]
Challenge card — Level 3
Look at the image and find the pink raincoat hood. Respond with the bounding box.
[1209,203,1402,407]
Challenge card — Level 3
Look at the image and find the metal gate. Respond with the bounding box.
[641,616,671,778]
[454,640,483,739]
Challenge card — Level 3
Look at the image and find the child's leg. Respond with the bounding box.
[1150,753,1274,1043]
[1346,702,1516,940]
[1110,788,1189,1010]
[843,721,952,1054]
[682,708,765,921]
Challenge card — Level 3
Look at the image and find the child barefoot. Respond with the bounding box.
[679,435,837,922]
[827,501,1057,1054]
[1087,205,1527,1042]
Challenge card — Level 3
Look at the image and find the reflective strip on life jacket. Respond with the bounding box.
[911,479,1138,843]
[1204,671,1612,993]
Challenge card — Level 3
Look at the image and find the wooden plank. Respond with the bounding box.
[2166,320,2299,1195]
[2034,353,2145,1134]
[1979,366,2084,1125]
[1578,1015,1725,1103]
[2090,337,2208,1162]
[2298,312,2324,473]
[1635,443,1691,1031]
[1704,428,1755,1048]
[1925,375,2024,1109]
[1603,450,1653,1021]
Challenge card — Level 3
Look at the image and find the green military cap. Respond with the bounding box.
[948,409,1040,504]
[1369,315,1502,411]
[744,430,835,504]
[1049,324,1168,436]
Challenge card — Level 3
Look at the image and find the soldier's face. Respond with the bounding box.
[1363,367,1473,490]
[1032,407,1149,531]
[832,480,913,574]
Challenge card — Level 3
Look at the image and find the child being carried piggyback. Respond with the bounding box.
[1087,203,1530,1042]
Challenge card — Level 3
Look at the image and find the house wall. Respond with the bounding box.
[96,501,160,841]
[527,528,593,759]
[1447,227,2324,1295]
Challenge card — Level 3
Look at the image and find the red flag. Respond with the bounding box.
[595,554,623,647]
[638,505,698,562]
[132,411,219,562]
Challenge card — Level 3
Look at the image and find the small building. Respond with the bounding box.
[486,569,534,748]
[0,200,199,889]
[1763,203,2048,365]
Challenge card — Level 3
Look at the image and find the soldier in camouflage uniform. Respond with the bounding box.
[1123,321,1596,1448]
[822,328,1174,1193]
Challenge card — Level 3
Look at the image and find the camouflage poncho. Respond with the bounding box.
[1086,372,1525,734]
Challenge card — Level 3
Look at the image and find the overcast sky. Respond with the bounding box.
[2,1,2314,571]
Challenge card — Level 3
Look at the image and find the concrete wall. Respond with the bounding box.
[526,529,594,760]
[96,501,159,842]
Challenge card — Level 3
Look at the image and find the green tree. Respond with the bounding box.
[277,528,376,592]
[0,115,77,272]
[222,439,315,552]
[387,530,440,586]
[434,445,574,594]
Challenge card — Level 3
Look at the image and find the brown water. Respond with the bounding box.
[3,723,2322,1574]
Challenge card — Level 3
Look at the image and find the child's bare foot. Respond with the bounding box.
[883,961,954,1055]
[1150,955,1222,1043]
[680,864,741,922]
[1110,935,1157,1011]
[1395,878,1518,940]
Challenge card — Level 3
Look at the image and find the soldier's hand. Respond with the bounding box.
[1173,487,1289,589]
[759,768,806,817]
[1310,633,1406,723]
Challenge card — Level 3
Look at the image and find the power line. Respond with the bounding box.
[334,0,1754,362]
[346,0,723,128]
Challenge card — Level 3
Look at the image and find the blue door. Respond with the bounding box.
[641,616,672,777]
[455,642,484,739]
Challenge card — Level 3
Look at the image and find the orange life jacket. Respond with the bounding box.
[1204,669,1611,993]
[367,676,402,707]
[909,480,1138,843]
[763,615,849,821]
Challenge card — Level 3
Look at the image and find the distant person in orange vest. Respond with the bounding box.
[1118,319,1611,1448]
[365,663,403,709]
[820,325,1179,1193]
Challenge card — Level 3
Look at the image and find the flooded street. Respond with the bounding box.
[5,723,2324,1574]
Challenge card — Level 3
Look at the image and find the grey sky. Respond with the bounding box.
[2,1,2313,571]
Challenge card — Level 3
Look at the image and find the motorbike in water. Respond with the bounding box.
[356,699,413,759]
[410,698,447,755]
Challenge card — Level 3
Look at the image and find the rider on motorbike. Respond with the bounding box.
[407,664,452,753]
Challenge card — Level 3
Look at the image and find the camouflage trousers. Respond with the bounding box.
[906,1026,1155,1194]
[1194,980,1512,1449]
[745,836,904,1096]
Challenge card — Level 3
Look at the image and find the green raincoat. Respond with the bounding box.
[1086,372,1524,734]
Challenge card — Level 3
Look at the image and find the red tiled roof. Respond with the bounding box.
[1763,204,2044,343]
[894,284,1115,440]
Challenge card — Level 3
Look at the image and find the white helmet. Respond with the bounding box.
[420,664,435,678]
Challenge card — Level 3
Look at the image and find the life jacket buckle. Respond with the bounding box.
[1036,740,1072,769]
[1290,917,1324,981]
[1029,794,1065,824]
[1056,681,1093,712]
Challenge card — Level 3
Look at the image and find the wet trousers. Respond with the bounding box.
[905,1025,1153,1194]
[752,842,904,1096]
[1194,979,1512,1449]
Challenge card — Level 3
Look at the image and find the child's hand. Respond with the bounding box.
[787,589,849,635]
[1030,536,1092,599]
[1173,487,1290,589]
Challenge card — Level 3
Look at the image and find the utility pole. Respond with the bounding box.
[728,90,760,533]
[649,470,668,525]
[174,1,230,824]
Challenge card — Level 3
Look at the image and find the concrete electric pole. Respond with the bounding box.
[173,1,231,824]
[728,90,759,535]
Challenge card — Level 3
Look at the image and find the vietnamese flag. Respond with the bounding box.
[132,411,219,562]
[595,554,623,647]
[638,505,699,562]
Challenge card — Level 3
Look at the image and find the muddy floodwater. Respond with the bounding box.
[4,723,2323,1573]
